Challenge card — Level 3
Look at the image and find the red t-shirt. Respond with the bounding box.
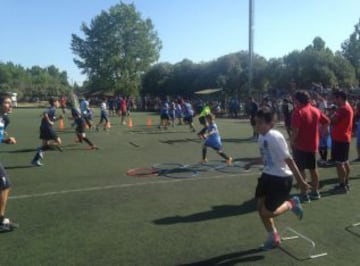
[291,104,330,152]
[331,102,354,143]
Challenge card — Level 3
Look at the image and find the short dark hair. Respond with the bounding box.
[49,97,59,106]
[0,92,11,105]
[294,90,310,105]
[255,107,275,124]
[332,89,347,100]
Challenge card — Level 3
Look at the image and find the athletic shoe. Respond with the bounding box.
[332,184,348,194]
[0,218,19,232]
[300,193,311,203]
[289,196,303,220]
[261,232,281,251]
[31,160,43,167]
[309,191,321,200]
[90,145,99,150]
[38,150,44,160]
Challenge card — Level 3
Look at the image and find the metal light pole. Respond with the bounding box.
[248,0,254,96]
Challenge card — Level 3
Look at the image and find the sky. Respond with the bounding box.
[1,0,359,85]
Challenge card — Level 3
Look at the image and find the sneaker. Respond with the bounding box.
[226,157,233,166]
[31,160,43,167]
[300,193,311,203]
[332,184,348,194]
[261,232,281,251]
[90,145,99,150]
[289,196,303,220]
[310,191,321,200]
[0,218,19,232]
[38,150,44,160]
[200,159,208,164]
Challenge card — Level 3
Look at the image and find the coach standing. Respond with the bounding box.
[291,90,330,202]
[330,89,354,193]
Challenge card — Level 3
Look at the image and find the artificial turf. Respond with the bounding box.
[1,109,360,265]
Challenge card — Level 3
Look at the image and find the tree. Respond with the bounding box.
[71,2,162,95]
[342,19,360,82]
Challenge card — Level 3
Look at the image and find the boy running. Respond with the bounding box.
[31,97,63,166]
[74,110,98,150]
[245,107,310,250]
[201,114,232,165]
[96,98,110,131]
[0,93,19,232]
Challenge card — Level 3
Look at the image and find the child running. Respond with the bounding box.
[74,109,98,150]
[245,107,310,250]
[31,97,63,167]
[96,98,110,131]
[201,114,232,165]
[0,93,18,232]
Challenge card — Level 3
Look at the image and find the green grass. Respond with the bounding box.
[1,109,360,265]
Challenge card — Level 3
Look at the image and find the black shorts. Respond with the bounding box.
[198,116,206,125]
[183,116,193,124]
[250,116,256,126]
[255,173,293,212]
[160,113,170,120]
[0,163,11,190]
[332,140,350,163]
[40,126,58,141]
[293,149,316,170]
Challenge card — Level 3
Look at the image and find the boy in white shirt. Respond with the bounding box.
[245,107,310,250]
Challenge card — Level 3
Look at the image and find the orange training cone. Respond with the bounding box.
[58,118,65,131]
[146,117,152,128]
[128,118,133,128]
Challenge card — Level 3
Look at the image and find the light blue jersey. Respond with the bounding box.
[205,122,222,150]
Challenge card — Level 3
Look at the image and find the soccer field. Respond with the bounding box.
[1,109,360,265]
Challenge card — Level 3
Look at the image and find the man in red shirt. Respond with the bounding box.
[330,89,354,193]
[291,90,330,202]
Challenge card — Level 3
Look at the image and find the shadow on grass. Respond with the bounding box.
[5,165,34,170]
[278,246,312,262]
[153,198,256,225]
[222,138,256,143]
[0,148,37,153]
[345,225,360,238]
[159,138,201,145]
[177,247,265,265]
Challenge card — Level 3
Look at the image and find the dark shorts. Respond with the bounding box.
[250,116,256,126]
[40,126,58,141]
[160,113,170,120]
[100,112,108,123]
[0,163,11,190]
[183,116,193,124]
[255,173,293,212]
[293,149,316,170]
[198,116,206,125]
[332,140,350,163]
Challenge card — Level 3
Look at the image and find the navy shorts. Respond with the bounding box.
[293,149,316,170]
[255,173,293,212]
[40,126,58,141]
[0,163,11,190]
[332,140,350,163]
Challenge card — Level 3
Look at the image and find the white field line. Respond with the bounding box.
[9,170,259,200]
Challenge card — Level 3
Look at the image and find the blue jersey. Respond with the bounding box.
[183,102,194,117]
[205,122,222,149]
[160,102,169,115]
[40,107,56,129]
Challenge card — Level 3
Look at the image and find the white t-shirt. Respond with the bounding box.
[258,129,293,177]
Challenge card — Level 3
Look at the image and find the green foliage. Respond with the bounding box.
[0,62,70,100]
[71,2,162,96]
[342,19,360,81]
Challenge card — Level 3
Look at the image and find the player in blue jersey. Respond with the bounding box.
[0,93,18,232]
[182,99,196,132]
[31,97,63,166]
[201,114,232,165]
[96,98,110,131]
[158,99,170,130]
